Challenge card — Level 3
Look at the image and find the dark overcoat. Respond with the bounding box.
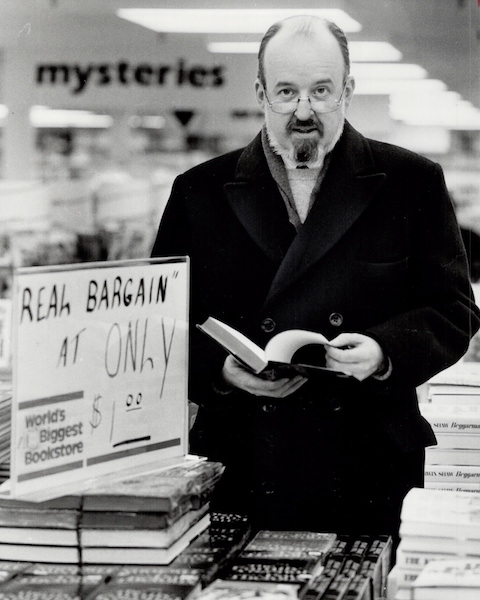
[152,122,480,536]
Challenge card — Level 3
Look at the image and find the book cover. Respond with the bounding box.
[0,507,80,529]
[197,317,349,377]
[412,558,480,600]
[0,573,103,600]
[172,519,252,586]
[0,494,82,510]
[342,574,371,600]
[81,513,210,565]
[111,566,202,586]
[80,496,193,530]
[89,567,203,600]
[223,532,337,590]
[194,578,300,600]
[80,504,208,548]
[241,531,337,562]
[88,581,201,600]
[224,560,324,585]
[82,461,223,513]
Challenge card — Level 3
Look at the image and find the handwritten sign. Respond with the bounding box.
[10,257,189,497]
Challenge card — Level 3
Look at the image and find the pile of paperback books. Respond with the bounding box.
[388,487,480,599]
[0,457,224,565]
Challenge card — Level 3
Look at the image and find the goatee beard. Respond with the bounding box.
[293,138,319,164]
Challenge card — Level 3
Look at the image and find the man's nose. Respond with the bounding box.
[294,97,314,120]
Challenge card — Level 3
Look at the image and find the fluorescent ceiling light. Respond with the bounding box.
[208,40,402,61]
[390,94,480,130]
[0,105,8,119]
[117,8,362,34]
[208,42,260,54]
[390,91,462,112]
[399,113,480,130]
[354,79,447,95]
[351,63,427,80]
[350,42,402,62]
[30,107,113,129]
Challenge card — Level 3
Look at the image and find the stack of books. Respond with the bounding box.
[389,488,480,599]
[171,512,252,586]
[87,565,204,600]
[421,403,480,492]
[0,458,224,565]
[0,512,250,600]
[302,535,392,600]
[204,531,392,600]
[223,530,337,591]
[0,529,393,600]
[0,562,116,600]
[427,365,480,405]
[421,362,480,487]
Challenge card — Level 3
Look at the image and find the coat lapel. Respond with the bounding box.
[266,123,386,305]
[224,134,296,265]
[223,124,387,306]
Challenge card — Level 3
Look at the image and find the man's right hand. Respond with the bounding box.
[221,354,308,398]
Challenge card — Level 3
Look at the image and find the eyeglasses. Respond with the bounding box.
[264,83,347,115]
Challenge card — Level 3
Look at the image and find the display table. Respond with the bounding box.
[0,512,392,600]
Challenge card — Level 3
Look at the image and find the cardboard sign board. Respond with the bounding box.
[9,257,189,498]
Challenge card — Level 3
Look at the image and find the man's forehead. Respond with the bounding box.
[264,27,344,84]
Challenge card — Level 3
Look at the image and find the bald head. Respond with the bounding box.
[257,16,350,88]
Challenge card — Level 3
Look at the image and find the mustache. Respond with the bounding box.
[287,117,323,134]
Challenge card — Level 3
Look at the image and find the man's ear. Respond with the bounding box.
[255,78,266,109]
[344,75,355,110]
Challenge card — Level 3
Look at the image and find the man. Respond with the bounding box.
[152,16,480,538]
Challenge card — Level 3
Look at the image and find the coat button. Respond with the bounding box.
[261,402,276,413]
[329,312,343,327]
[260,481,275,495]
[261,318,276,333]
[329,398,343,412]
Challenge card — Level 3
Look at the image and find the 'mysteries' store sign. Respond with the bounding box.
[36,59,225,95]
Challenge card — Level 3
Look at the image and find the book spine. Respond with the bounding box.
[421,417,480,433]
[424,482,480,492]
[431,433,480,449]
[424,465,480,483]
[396,548,455,571]
[425,448,480,466]
[392,568,419,586]
[427,394,480,404]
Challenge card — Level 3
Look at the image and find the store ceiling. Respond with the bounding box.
[1,0,479,110]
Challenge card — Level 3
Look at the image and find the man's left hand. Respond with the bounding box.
[325,333,385,381]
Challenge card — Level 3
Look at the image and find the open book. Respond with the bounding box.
[197,317,350,378]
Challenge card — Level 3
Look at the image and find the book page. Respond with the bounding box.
[264,330,329,363]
